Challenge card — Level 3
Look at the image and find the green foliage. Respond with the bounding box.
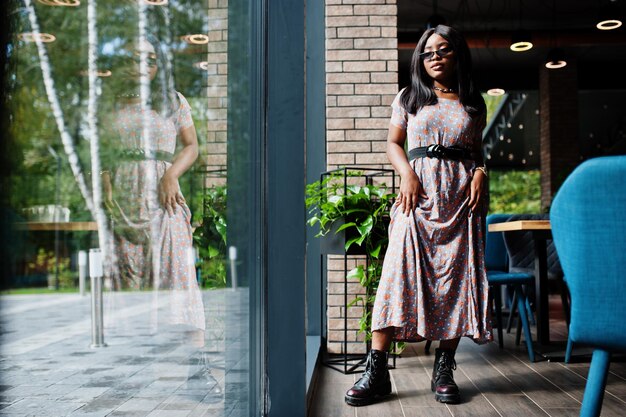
[28,248,75,289]
[306,171,404,354]
[488,170,542,214]
[7,1,210,221]
[306,172,394,256]
[193,185,227,289]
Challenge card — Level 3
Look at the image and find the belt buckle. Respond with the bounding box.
[426,144,445,158]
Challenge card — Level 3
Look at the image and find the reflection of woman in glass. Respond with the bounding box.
[102,37,205,335]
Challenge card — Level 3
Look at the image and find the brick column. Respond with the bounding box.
[326,0,398,170]
[324,0,399,354]
[204,0,228,187]
[539,62,580,211]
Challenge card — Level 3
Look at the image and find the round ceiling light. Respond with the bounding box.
[510,40,533,52]
[18,32,56,43]
[545,48,567,69]
[143,0,168,5]
[38,0,80,5]
[510,29,533,52]
[80,69,112,77]
[545,60,567,69]
[596,19,623,30]
[487,88,505,97]
[182,34,210,45]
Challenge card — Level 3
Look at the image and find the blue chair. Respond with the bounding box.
[486,214,535,362]
[550,155,626,417]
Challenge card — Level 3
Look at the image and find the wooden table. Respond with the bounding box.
[14,222,99,290]
[14,222,98,231]
[488,220,553,346]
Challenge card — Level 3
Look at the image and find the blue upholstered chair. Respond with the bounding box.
[486,214,535,362]
[550,155,626,417]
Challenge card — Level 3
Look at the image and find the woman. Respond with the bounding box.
[103,37,206,335]
[345,25,492,407]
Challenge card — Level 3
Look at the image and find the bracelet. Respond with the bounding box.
[474,166,488,178]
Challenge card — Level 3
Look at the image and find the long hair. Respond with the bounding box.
[400,25,485,118]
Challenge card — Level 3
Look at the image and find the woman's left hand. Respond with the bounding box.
[468,169,486,214]
[158,172,185,216]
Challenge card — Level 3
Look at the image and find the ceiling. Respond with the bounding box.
[397,0,626,91]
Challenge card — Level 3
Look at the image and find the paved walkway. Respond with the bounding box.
[0,289,248,417]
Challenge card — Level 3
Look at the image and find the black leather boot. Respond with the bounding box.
[431,348,460,404]
[345,349,391,406]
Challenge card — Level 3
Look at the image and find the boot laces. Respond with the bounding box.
[436,355,457,380]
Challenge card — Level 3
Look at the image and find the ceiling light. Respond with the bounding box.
[545,48,567,69]
[597,1,623,30]
[142,0,168,5]
[38,0,80,5]
[18,32,56,43]
[182,34,210,45]
[487,88,505,96]
[597,19,622,30]
[510,29,533,52]
[80,69,112,77]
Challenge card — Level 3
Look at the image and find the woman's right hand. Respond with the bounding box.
[397,170,422,215]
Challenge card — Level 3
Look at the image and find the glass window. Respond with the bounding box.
[1,1,259,415]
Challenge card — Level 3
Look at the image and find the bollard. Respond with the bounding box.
[89,248,107,348]
[229,246,238,290]
[78,250,87,297]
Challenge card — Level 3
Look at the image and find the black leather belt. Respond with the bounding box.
[408,144,476,161]
[119,148,174,163]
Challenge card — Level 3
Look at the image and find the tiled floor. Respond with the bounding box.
[308,297,626,417]
[0,289,249,417]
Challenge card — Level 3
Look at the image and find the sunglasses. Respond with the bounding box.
[118,52,158,67]
[419,46,453,61]
[134,56,158,67]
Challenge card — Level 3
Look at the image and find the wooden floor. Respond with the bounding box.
[308,298,626,417]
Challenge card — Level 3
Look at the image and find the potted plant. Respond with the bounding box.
[306,169,402,350]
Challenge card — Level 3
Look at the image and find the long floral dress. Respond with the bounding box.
[109,92,205,331]
[371,90,492,344]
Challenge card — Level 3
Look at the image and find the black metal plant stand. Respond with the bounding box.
[318,167,398,374]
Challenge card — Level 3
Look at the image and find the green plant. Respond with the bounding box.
[306,170,404,353]
[193,185,227,289]
[488,170,542,214]
[28,248,75,289]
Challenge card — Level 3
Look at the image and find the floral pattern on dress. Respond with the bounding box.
[371,90,492,344]
[110,92,205,331]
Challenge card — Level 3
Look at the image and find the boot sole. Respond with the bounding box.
[434,392,461,404]
[345,381,392,407]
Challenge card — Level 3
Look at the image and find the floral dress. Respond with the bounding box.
[371,90,492,344]
[109,92,205,331]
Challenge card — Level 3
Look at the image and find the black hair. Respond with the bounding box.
[400,25,485,118]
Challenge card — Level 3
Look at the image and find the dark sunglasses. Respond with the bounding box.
[419,46,453,61]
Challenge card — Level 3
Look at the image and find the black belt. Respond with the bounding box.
[408,144,476,161]
[118,148,174,163]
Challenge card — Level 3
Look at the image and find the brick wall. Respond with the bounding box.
[203,0,228,187]
[324,0,399,354]
[539,62,580,211]
[325,0,398,171]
